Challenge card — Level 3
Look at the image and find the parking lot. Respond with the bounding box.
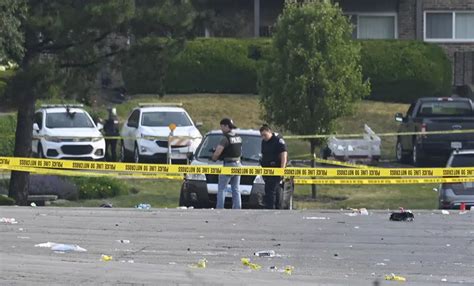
[1,207,473,285]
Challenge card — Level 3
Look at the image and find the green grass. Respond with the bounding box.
[52,179,182,208]
[293,184,438,210]
[107,94,409,160]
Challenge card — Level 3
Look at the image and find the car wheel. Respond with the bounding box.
[179,185,189,207]
[133,143,140,163]
[38,144,45,158]
[395,138,410,164]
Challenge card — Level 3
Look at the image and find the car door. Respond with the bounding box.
[122,109,140,152]
[31,111,43,154]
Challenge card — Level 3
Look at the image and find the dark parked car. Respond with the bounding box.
[395,97,474,166]
[437,150,474,209]
[179,129,294,209]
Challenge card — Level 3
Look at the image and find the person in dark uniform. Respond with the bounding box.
[211,118,242,209]
[104,107,120,161]
[260,124,288,209]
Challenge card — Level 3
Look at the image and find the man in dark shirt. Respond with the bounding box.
[212,118,242,209]
[260,124,288,209]
[104,107,120,161]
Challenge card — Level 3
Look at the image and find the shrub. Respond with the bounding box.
[70,176,128,200]
[125,38,452,104]
[360,40,452,103]
[29,175,79,200]
[0,115,16,156]
[164,38,271,94]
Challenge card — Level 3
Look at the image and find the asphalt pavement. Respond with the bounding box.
[1,207,473,285]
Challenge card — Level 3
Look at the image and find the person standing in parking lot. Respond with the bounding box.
[212,118,242,209]
[104,107,120,161]
[260,124,288,209]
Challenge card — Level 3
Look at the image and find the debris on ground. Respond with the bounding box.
[35,242,87,252]
[441,210,450,215]
[120,260,135,263]
[345,208,369,216]
[390,208,414,222]
[254,250,276,257]
[100,203,113,208]
[241,258,261,270]
[189,258,207,269]
[282,265,294,275]
[101,254,113,262]
[1,217,18,224]
[136,203,151,210]
[30,202,37,207]
[385,273,406,282]
[116,240,130,244]
[303,216,330,220]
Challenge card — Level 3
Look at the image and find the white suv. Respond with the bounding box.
[120,103,202,163]
[32,105,105,160]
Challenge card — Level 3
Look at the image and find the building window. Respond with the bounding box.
[425,11,474,42]
[348,14,397,39]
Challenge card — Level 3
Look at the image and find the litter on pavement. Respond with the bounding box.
[303,216,330,220]
[441,210,450,215]
[136,203,151,210]
[241,258,262,270]
[35,242,87,252]
[101,254,113,262]
[116,240,130,244]
[189,258,207,269]
[1,217,18,224]
[385,273,406,282]
[100,203,113,208]
[345,208,369,216]
[254,250,276,257]
[390,208,414,222]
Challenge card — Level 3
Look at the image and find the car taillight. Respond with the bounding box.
[421,123,427,138]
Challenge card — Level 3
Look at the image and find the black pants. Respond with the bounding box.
[263,176,281,209]
[105,139,117,161]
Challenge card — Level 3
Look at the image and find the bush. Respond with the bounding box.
[70,176,128,200]
[0,115,16,156]
[125,38,452,103]
[360,40,452,103]
[126,38,268,94]
[29,175,79,200]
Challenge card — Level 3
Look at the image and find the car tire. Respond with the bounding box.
[133,143,140,163]
[395,138,410,164]
[120,141,129,162]
[412,143,425,167]
[179,186,189,207]
[38,144,45,159]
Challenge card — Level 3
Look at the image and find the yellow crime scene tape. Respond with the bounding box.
[2,127,474,140]
[294,177,474,185]
[2,156,474,179]
[0,165,183,180]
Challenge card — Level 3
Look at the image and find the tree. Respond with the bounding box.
[1,0,197,205]
[259,0,370,198]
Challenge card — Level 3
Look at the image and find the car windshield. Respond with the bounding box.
[418,101,473,117]
[196,134,261,162]
[46,112,95,128]
[141,112,192,127]
[450,154,474,189]
[451,154,474,167]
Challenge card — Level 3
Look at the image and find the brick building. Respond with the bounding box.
[208,0,474,89]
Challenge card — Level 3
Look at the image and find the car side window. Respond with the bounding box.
[34,112,43,129]
[127,110,140,128]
